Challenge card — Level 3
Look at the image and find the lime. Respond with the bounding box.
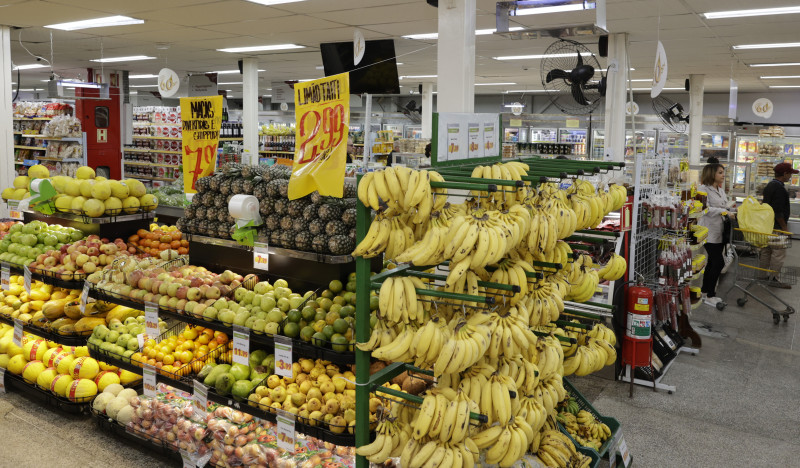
[314,310,327,322]
[312,332,327,347]
[283,322,300,338]
[326,311,339,325]
[321,289,334,300]
[369,314,378,329]
[287,309,302,323]
[369,296,379,311]
[331,334,350,353]
[346,281,356,293]
[306,300,319,310]
[329,303,342,316]
[343,292,356,305]
[332,295,346,306]
[322,325,335,340]
[267,309,284,323]
[300,326,315,342]
[318,298,333,311]
[339,305,355,318]
[301,306,316,322]
[313,320,326,333]
[332,318,350,335]
[329,280,343,293]
[348,272,357,282]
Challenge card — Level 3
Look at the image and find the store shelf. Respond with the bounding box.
[123,148,182,155]
[21,208,155,224]
[0,314,90,346]
[125,175,178,183]
[5,371,95,414]
[14,145,46,150]
[13,117,52,121]
[92,409,183,461]
[123,161,181,169]
[37,136,81,142]
[187,234,355,264]
[259,150,294,154]
[36,157,83,163]
[132,136,182,141]
[220,137,243,141]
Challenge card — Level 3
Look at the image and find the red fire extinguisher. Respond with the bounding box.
[621,284,653,367]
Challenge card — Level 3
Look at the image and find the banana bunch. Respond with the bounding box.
[517,394,548,435]
[455,360,495,408]
[537,429,593,468]
[393,214,451,266]
[565,256,600,303]
[411,390,475,444]
[524,279,565,327]
[442,269,487,311]
[432,317,491,376]
[607,183,628,211]
[352,213,392,258]
[534,375,567,415]
[485,258,534,306]
[410,316,451,368]
[443,206,528,274]
[472,419,536,467]
[527,207,559,256]
[357,167,446,220]
[540,190,579,239]
[478,372,518,425]
[562,337,616,376]
[400,437,479,468]
[355,418,407,462]
[372,323,418,362]
[469,161,530,208]
[535,336,565,382]
[533,239,573,271]
[383,216,416,261]
[596,253,627,281]
[559,396,581,416]
[493,355,540,396]
[377,276,429,325]
[356,319,397,351]
[485,306,538,360]
[586,323,617,346]
[559,410,612,451]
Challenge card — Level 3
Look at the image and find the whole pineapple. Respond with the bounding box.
[294,231,313,251]
[280,231,295,249]
[308,219,325,236]
[344,182,357,198]
[328,235,355,256]
[292,218,307,232]
[303,204,317,222]
[318,203,342,222]
[274,199,288,216]
[287,199,309,218]
[270,230,283,247]
[312,235,329,253]
[325,220,347,237]
[265,214,281,232]
[280,216,294,231]
[341,208,356,227]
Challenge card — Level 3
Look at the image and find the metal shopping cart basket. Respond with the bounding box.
[723,228,797,323]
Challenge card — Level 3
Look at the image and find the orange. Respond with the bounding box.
[197,335,210,345]
[162,354,175,366]
[145,348,157,359]
[131,352,144,365]
[155,352,165,362]
[178,351,193,364]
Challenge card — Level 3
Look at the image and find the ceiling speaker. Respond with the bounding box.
[598,36,608,57]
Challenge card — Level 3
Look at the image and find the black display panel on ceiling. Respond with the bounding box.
[320,39,400,95]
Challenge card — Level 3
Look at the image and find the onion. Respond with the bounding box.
[235,435,248,446]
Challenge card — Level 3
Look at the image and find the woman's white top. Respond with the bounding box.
[698,184,732,244]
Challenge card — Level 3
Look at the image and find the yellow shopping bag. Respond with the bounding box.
[738,196,774,246]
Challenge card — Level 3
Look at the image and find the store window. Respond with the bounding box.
[95,106,109,128]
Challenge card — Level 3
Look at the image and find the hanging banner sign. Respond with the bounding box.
[181,95,223,193]
[288,73,350,200]
[752,98,773,119]
[626,102,639,115]
[651,41,668,99]
[189,73,219,97]
[158,68,180,98]
[728,79,738,120]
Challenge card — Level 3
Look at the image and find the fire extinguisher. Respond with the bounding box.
[626,284,653,339]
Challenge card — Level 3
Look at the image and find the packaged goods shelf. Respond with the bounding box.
[13,117,53,121]
[14,145,47,150]
[123,161,181,169]
[132,136,182,141]
[123,148,182,155]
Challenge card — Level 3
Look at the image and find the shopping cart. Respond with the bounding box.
[723,228,797,324]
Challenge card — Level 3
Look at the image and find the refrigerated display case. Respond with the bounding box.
[529,128,558,143]
[405,126,422,139]
[558,128,587,156]
[591,129,604,160]
[625,130,657,157]
[700,131,730,161]
[657,132,689,159]
[503,126,528,143]
[735,134,800,192]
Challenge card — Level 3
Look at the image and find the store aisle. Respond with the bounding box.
[0,392,173,468]
[574,246,800,467]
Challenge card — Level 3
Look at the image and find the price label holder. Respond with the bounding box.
[23,266,31,295]
[253,241,269,271]
[232,325,250,366]
[7,202,23,221]
[12,318,24,347]
[1,263,9,291]
[618,432,631,467]
[143,364,157,397]
[193,380,208,419]
[0,367,5,394]
[145,302,160,342]
[274,335,293,379]
[80,281,90,313]
[276,409,296,452]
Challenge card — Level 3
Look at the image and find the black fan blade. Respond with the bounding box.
[571,82,590,106]
[546,69,570,83]
[570,64,595,84]
[576,51,584,67]
[660,111,674,123]
[597,76,607,96]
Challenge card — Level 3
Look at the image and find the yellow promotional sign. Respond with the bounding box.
[288,73,350,200]
[180,95,223,193]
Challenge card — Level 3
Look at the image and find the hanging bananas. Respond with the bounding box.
[596,253,628,281]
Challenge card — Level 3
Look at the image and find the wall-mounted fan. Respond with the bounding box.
[541,39,607,115]
[652,95,689,133]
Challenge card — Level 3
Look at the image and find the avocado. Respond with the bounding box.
[215,372,235,396]
[204,363,231,387]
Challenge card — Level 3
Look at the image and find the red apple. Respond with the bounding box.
[150,280,162,294]
[175,286,189,300]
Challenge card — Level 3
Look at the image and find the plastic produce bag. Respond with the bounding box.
[737,197,774,246]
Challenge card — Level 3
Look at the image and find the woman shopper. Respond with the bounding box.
[698,163,736,306]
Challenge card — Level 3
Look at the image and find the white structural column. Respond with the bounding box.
[436,0,476,113]
[242,58,260,165]
[421,82,434,138]
[688,74,704,165]
[602,33,628,163]
[0,26,12,217]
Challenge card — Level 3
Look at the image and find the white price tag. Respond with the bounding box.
[0,367,5,394]
[145,302,160,342]
[1,264,9,291]
[232,325,250,366]
[253,241,269,271]
[609,433,618,468]
[618,434,631,467]
[12,319,23,347]
[193,380,208,419]
[137,333,145,349]
[23,266,31,295]
[80,281,90,313]
[276,410,296,452]
[274,335,293,379]
[7,202,23,221]
[143,364,157,397]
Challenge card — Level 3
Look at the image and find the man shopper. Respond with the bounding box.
[761,162,798,289]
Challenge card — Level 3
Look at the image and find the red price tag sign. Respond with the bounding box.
[289,74,350,200]
[180,95,223,193]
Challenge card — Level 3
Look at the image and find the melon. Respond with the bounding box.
[6,340,23,358]
[92,392,115,413]
[103,197,123,215]
[73,346,89,357]
[70,356,100,380]
[139,194,158,210]
[51,176,68,194]
[82,198,105,218]
[28,164,50,179]
[91,181,111,201]
[0,335,11,354]
[94,370,121,391]
[1,188,14,200]
[24,339,47,362]
[13,175,30,190]
[119,369,140,385]
[109,181,129,199]
[0,354,9,369]
[117,387,138,403]
[79,179,95,198]
[44,348,65,368]
[7,354,28,375]
[102,383,124,396]
[22,360,46,384]
[36,367,58,389]
[50,374,74,397]
[67,378,98,402]
[64,179,82,197]
[105,395,129,419]
[69,196,87,211]
[55,354,75,375]
[76,166,96,180]
[54,195,74,212]
[121,196,140,214]
[124,179,146,198]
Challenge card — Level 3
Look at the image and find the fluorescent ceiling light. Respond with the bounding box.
[217,44,304,53]
[129,74,158,79]
[13,64,47,70]
[632,87,683,91]
[131,84,158,88]
[476,82,516,86]
[45,15,144,31]
[598,68,634,72]
[494,52,592,60]
[769,85,800,88]
[630,79,652,82]
[749,62,800,67]
[130,91,138,94]
[264,95,272,97]
[400,75,437,79]
[503,104,527,108]
[513,3,588,16]
[703,6,800,19]
[19,89,39,91]
[733,42,800,50]
[90,55,155,63]
[760,75,800,79]
[218,82,243,85]
[60,80,101,89]
[245,0,306,5]
[404,27,523,40]
[504,89,547,93]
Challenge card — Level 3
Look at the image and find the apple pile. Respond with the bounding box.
[0,220,84,267]
[28,235,134,281]
[0,221,20,240]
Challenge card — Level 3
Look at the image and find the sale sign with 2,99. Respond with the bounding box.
[181,95,223,194]
[288,73,350,200]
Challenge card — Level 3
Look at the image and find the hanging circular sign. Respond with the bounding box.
[752,98,773,119]
[280,102,289,111]
[626,101,639,115]
[158,68,180,98]
[510,102,524,116]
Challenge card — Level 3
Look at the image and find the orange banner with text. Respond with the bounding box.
[288,73,349,200]
[181,95,223,193]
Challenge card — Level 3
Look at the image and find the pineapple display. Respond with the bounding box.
[325,220,347,237]
[273,198,288,215]
[311,235,328,253]
[280,216,294,231]
[318,203,342,222]
[328,235,354,255]
[287,198,309,218]
[279,231,295,249]
[292,218,307,232]
[303,204,317,221]
[265,214,281,232]
[294,231,313,251]
[269,230,283,247]
[308,219,325,236]
[342,208,356,227]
